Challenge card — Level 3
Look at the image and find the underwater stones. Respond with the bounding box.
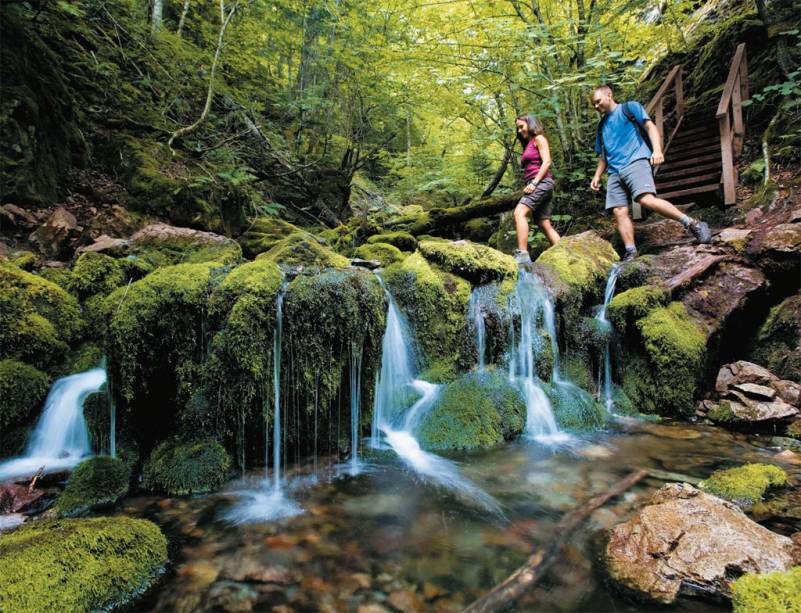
[605,483,798,605]
[353,242,405,267]
[366,231,417,252]
[257,231,349,269]
[237,217,305,258]
[417,370,525,450]
[142,438,231,495]
[0,517,168,612]
[731,567,801,613]
[0,359,49,438]
[28,206,80,259]
[0,262,83,370]
[382,252,471,379]
[54,456,131,517]
[750,293,801,383]
[417,240,517,285]
[698,463,787,507]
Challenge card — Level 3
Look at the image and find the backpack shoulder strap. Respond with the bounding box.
[596,114,610,161]
[622,101,652,150]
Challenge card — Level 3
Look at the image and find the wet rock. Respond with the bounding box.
[220,556,299,585]
[207,580,258,612]
[716,361,778,392]
[29,206,80,259]
[357,605,391,613]
[1,203,38,229]
[715,227,751,252]
[773,380,801,408]
[750,294,801,384]
[773,449,801,465]
[388,589,425,613]
[707,397,798,424]
[605,483,798,604]
[732,382,776,400]
[76,234,129,255]
[178,560,220,589]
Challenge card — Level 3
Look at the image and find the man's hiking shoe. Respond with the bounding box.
[513,249,532,265]
[687,220,711,244]
[622,248,638,263]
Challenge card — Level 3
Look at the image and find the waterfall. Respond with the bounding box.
[272,289,284,491]
[468,288,487,370]
[507,271,563,441]
[0,368,105,482]
[348,341,364,476]
[596,264,620,412]
[371,279,502,515]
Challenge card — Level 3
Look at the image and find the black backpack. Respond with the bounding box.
[596,101,652,162]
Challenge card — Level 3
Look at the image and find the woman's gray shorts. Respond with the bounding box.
[605,158,656,209]
[518,177,555,221]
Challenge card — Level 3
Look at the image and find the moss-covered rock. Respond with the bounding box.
[0,359,49,437]
[126,223,242,268]
[699,463,787,507]
[547,380,608,431]
[55,456,131,517]
[750,294,801,383]
[142,438,231,495]
[0,263,83,370]
[0,517,167,612]
[9,250,37,271]
[238,217,308,258]
[607,284,671,336]
[366,231,418,251]
[382,252,471,379]
[417,370,526,450]
[731,567,801,613]
[67,252,126,300]
[353,242,405,266]
[418,240,517,285]
[63,342,104,375]
[257,231,349,269]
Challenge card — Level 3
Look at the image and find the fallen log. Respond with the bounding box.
[464,469,648,613]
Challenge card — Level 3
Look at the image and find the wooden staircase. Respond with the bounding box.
[633,43,749,219]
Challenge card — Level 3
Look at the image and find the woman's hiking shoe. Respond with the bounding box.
[622,248,638,263]
[513,249,532,265]
[687,220,712,244]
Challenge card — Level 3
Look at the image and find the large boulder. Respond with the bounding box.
[28,206,80,259]
[750,293,801,384]
[237,217,308,258]
[0,360,49,457]
[605,483,799,604]
[54,456,131,517]
[0,517,167,611]
[256,232,349,269]
[142,438,231,496]
[417,239,517,285]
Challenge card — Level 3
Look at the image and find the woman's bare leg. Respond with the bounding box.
[514,204,531,252]
[539,218,560,245]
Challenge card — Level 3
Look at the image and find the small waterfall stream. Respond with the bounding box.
[348,341,364,476]
[596,264,620,412]
[468,288,487,370]
[0,367,106,482]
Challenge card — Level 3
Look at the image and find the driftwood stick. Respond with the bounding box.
[28,466,45,493]
[464,469,648,613]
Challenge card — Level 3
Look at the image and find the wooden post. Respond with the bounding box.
[719,114,736,205]
[675,67,684,120]
[740,47,749,101]
[732,73,744,157]
[655,97,664,140]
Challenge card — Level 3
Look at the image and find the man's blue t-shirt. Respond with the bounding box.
[594,101,652,174]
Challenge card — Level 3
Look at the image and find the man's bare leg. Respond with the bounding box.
[637,193,684,220]
[613,206,635,247]
[539,218,560,245]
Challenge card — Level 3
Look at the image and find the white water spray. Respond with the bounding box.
[0,368,105,482]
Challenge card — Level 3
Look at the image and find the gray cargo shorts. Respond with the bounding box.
[518,177,555,221]
[605,158,656,209]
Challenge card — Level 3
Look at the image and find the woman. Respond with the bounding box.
[512,113,559,265]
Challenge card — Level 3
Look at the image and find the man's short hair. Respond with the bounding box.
[594,84,613,96]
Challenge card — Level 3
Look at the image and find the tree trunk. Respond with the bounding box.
[481,144,513,197]
[151,0,163,34]
[176,0,190,37]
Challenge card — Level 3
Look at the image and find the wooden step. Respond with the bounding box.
[660,152,721,171]
[670,132,719,148]
[655,161,721,181]
[666,146,721,164]
[658,183,720,200]
[673,124,717,139]
[656,172,721,191]
[671,141,720,156]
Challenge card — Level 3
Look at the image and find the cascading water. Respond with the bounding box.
[0,367,106,481]
[371,280,502,515]
[226,289,301,524]
[348,341,364,476]
[596,264,620,412]
[468,288,487,370]
[507,271,564,442]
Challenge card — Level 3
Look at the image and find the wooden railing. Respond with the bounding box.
[633,64,684,219]
[717,43,749,205]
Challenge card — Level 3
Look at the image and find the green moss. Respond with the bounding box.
[0,263,84,370]
[353,242,405,266]
[0,359,50,434]
[142,438,231,495]
[632,302,708,417]
[751,294,801,383]
[36,266,72,290]
[731,568,801,613]
[561,352,593,392]
[63,342,104,374]
[547,380,608,431]
[787,420,801,439]
[128,234,242,269]
[9,250,37,271]
[0,517,167,613]
[366,231,418,251]
[257,231,350,269]
[68,252,126,299]
[699,463,787,506]
[608,284,671,335]
[417,370,526,450]
[534,231,619,298]
[238,217,307,258]
[55,456,131,517]
[616,254,660,291]
[382,252,471,374]
[417,240,517,285]
[209,257,283,323]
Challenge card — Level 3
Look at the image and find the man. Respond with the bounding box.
[590,85,711,262]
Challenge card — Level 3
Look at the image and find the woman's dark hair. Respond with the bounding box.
[515,113,545,147]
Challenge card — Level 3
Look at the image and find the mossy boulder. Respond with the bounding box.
[418,240,517,285]
[9,250,37,271]
[237,217,305,258]
[366,231,418,251]
[142,438,231,495]
[382,252,471,379]
[55,456,131,517]
[257,231,349,269]
[126,223,242,268]
[0,359,49,440]
[547,380,608,431]
[750,293,801,383]
[68,252,126,300]
[699,463,787,507]
[607,284,671,335]
[353,242,405,266]
[731,567,801,613]
[63,342,104,375]
[0,517,167,612]
[0,263,83,370]
[621,302,708,417]
[417,370,526,450]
